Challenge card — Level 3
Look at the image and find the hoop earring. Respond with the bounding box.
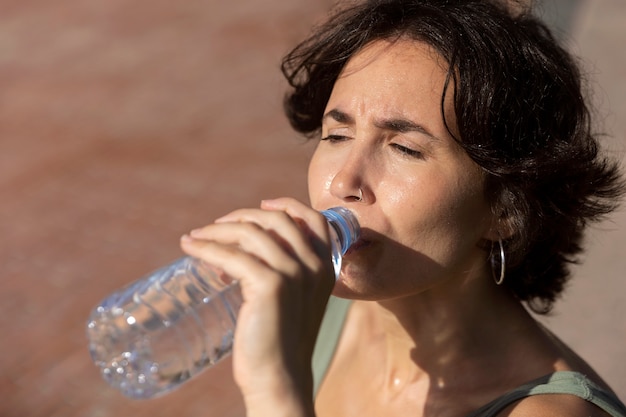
[491,238,506,285]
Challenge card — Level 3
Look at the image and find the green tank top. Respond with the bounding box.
[312,297,626,417]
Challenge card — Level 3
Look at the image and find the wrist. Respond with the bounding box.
[240,367,315,417]
[245,395,315,417]
[244,389,315,417]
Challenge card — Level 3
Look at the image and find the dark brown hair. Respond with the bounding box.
[281,0,624,313]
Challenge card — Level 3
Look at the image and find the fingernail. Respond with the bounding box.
[260,199,277,208]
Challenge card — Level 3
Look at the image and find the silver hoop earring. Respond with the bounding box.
[491,238,506,285]
[356,188,363,202]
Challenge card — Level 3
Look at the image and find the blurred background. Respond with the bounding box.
[0,0,624,416]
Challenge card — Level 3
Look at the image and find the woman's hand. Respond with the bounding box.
[180,198,334,416]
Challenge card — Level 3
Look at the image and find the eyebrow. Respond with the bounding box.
[322,108,438,140]
[322,109,353,124]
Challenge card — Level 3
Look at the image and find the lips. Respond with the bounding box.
[345,237,370,256]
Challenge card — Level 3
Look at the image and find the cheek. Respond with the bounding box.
[396,172,489,255]
[384,177,416,207]
[307,152,331,207]
[431,187,492,266]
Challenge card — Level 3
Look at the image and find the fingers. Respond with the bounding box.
[180,226,311,301]
[260,198,334,268]
[179,199,335,292]
[215,208,317,264]
[189,213,327,281]
[179,199,334,406]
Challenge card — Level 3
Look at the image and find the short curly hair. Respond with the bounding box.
[280,0,625,313]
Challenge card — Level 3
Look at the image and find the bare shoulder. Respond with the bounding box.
[498,394,613,417]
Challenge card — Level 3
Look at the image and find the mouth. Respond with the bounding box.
[344,237,371,256]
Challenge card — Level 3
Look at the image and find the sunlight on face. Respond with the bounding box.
[308,39,495,300]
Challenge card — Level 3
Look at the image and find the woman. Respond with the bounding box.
[181,0,626,415]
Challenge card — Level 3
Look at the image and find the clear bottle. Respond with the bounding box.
[86,207,359,399]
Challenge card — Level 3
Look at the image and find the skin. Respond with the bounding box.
[308,38,496,302]
[181,39,613,417]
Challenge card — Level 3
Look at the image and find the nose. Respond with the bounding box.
[329,149,369,204]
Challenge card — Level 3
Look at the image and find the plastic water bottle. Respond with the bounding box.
[86,207,359,399]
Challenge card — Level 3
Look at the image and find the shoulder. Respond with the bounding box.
[498,394,613,417]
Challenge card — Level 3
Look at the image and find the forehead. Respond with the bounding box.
[329,38,457,133]
[338,38,450,85]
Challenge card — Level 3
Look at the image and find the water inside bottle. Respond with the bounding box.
[87,207,359,399]
[87,258,242,398]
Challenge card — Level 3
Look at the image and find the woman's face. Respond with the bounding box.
[308,39,496,300]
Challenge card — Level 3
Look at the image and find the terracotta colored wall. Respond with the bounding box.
[1,1,624,415]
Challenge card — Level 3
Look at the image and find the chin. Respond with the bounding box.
[331,271,382,301]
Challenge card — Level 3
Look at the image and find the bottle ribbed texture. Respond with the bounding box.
[86,208,359,399]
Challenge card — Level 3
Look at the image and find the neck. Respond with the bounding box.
[359,276,540,394]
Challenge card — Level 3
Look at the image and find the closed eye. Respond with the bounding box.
[320,134,350,143]
[392,143,424,159]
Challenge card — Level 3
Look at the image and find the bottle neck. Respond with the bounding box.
[321,207,360,255]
